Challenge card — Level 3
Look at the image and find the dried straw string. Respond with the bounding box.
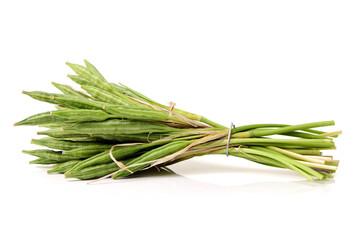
[168,101,176,116]
[109,143,144,174]
[147,132,153,142]
[128,96,209,128]
[148,129,229,168]
[152,130,218,143]
[235,145,264,163]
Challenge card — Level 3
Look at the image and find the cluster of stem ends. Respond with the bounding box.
[15,60,341,182]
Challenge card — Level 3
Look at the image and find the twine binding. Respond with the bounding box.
[226,122,235,157]
[109,143,144,174]
[235,145,263,163]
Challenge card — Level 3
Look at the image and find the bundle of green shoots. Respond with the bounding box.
[15,60,341,182]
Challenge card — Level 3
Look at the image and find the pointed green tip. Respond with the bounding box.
[64,170,80,179]
[64,169,71,177]
[66,62,76,70]
[14,116,33,126]
[64,170,72,177]
[66,62,77,68]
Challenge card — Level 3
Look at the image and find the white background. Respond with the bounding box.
[1,1,359,239]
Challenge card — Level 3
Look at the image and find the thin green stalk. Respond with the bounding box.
[249,147,324,179]
[233,121,334,137]
[195,138,335,149]
[232,123,326,135]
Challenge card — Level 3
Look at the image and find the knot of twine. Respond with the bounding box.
[168,102,176,116]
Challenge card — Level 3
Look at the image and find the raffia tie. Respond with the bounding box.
[109,143,144,174]
[235,145,263,163]
[168,102,176,116]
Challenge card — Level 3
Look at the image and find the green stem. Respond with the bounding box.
[233,121,335,137]
[200,116,226,128]
[232,123,326,135]
[250,147,324,179]
[194,138,335,150]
